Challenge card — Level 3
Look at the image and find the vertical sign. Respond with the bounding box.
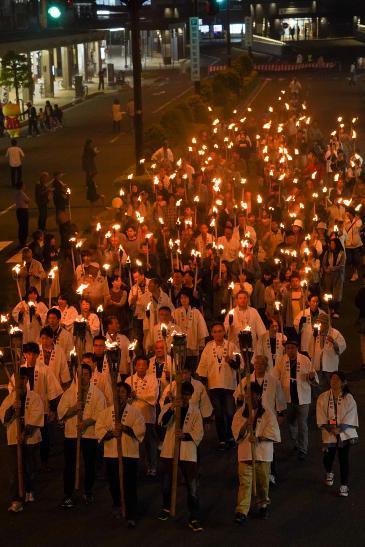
[190,17,200,82]
[245,16,253,48]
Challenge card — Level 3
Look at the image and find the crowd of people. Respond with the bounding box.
[0,77,363,532]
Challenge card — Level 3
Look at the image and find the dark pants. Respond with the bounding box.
[38,205,48,231]
[16,208,29,247]
[64,437,98,496]
[28,119,39,135]
[113,120,121,133]
[144,423,158,470]
[161,458,200,521]
[346,248,361,271]
[40,415,49,463]
[8,443,40,501]
[323,444,350,485]
[11,166,22,187]
[105,457,138,520]
[209,388,235,443]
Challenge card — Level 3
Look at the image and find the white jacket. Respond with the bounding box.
[224,306,266,353]
[233,371,286,412]
[37,345,70,385]
[160,378,213,418]
[196,340,241,390]
[273,353,318,405]
[0,390,44,446]
[232,406,281,462]
[293,308,325,355]
[9,364,63,414]
[159,403,203,462]
[58,382,106,439]
[310,327,346,372]
[316,390,358,444]
[125,373,159,424]
[172,306,208,353]
[95,402,145,458]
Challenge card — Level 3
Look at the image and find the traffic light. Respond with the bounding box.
[46,1,65,26]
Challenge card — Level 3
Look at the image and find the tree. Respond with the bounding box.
[0,51,32,104]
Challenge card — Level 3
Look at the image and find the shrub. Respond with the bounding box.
[160,107,189,142]
[231,55,253,78]
[186,94,210,123]
[144,124,166,156]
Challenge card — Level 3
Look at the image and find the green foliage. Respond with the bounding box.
[231,55,253,78]
[186,95,210,123]
[0,51,32,103]
[144,123,167,155]
[160,107,189,142]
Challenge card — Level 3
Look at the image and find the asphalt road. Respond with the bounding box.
[1,64,365,547]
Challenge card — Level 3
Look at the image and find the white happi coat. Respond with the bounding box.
[148,355,174,397]
[126,373,159,424]
[196,340,241,390]
[293,307,325,355]
[172,306,209,353]
[310,328,346,373]
[316,390,358,445]
[58,382,106,439]
[53,305,78,332]
[95,403,145,458]
[37,344,71,385]
[273,353,318,406]
[91,365,113,407]
[128,280,151,319]
[151,321,178,353]
[232,406,281,462]
[224,306,266,353]
[160,378,213,418]
[0,390,44,446]
[254,332,286,370]
[53,326,74,361]
[140,290,174,350]
[159,403,204,462]
[233,371,286,412]
[12,300,48,344]
[105,332,131,375]
[76,313,100,353]
[9,364,63,414]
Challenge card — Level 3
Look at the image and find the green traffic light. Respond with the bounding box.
[48,5,62,18]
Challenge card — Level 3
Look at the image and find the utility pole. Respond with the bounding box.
[127,0,144,175]
[226,0,231,66]
[193,0,200,94]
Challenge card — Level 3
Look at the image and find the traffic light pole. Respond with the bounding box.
[226,0,231,66]
[129,0,144,175]
[194,0,200,94]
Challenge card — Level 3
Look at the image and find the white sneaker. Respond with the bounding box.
[339,485,349,497]
[332,313,340,319]
[25,492,35,502]
[8,501,23,513]
[350,272,359,282]
[269,474,276,485]
[325,472,334,486]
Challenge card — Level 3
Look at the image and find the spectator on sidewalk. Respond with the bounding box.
[6,138,24,187]
[25,102,40,136]
[98,68,106,91]
[15,180,30,248]
[35,171,50,231]
[112,98,122,133]
[53,105,63,128]
[126,98,134,132]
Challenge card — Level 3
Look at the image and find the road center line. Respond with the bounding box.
[0,204,15,217]
[152,86,193,114]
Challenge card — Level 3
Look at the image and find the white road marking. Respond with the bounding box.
[6,250,23,264]
[0,241,13,252]
[0,204,15,217]
[109,135,121,144]
[152,87,193,114]
[247,78,270,106]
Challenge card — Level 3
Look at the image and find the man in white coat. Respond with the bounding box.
[38,326,71,389]
[0,368,44,512]
[158,381,204,532]
[140,278,174,352]
[196,322,241,449]
[150,306,177,354]
[232,382,281,524]
[19,342,63,469]
[255,319,286,370]
[224,290,266,354]
[58,364,106,507]
[95,381,145,525]
[148,340,173,398]
[160,364,213,421]
[173,290,209,371]
[273,340,318,460]
[126,356,159,476]
[294,294,325,357]
[311,313,346,384]
[46,308,74,361]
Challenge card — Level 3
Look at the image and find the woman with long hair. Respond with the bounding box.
[321,237,345,318]
[316,371,358,497]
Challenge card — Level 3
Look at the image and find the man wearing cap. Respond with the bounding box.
[310,313,346,384]
[294,294,325,357]
[281,272,306,338]
[273,339,318,460]
[344,207,363,282]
